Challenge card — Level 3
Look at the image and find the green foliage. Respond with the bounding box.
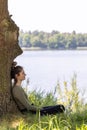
[76,124,87,130]
[2,109,87,130]
[1,108,87,130]
[55,74,84,112]
[19,30,87,50]
[28,89,57,107]
[16,115,71,130]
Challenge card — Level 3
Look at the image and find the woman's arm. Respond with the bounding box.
[12,86,39,111]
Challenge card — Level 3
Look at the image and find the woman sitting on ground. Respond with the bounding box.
[11,62,65,115]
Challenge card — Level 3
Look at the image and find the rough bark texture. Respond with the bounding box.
[0,0,23,115]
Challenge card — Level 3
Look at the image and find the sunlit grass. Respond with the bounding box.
[1,108,87,130]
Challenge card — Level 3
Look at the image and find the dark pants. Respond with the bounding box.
[40,105,65,115]
[21,105,65,115]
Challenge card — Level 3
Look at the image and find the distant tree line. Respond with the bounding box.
[19,30,87,49]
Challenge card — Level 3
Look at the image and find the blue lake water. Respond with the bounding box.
[15,50,87,99]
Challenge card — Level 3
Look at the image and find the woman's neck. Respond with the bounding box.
[15,80,22,86]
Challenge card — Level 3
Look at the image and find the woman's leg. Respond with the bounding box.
[40,105,65,115]
[20,105,65,115]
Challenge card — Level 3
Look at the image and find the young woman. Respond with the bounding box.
[11,62,65,115]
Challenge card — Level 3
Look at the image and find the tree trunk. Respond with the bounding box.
[0,0,23,115]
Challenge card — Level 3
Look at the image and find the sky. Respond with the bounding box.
[8,0,87,33]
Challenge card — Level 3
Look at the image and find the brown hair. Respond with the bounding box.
[11,62,23,84]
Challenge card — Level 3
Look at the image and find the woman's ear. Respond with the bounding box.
[15,74,18,79]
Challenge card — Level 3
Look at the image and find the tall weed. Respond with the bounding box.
[55,74,85,112]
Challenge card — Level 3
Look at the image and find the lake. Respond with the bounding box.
[15,50,87,98]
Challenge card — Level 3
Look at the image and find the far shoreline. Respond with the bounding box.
[21,47,87,51]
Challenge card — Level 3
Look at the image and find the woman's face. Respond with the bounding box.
[16,69,26,81]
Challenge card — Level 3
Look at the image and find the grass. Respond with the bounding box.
[1,74,87,130]
[1,110,87,130]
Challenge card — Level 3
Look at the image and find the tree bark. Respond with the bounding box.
[0,0,23,115]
